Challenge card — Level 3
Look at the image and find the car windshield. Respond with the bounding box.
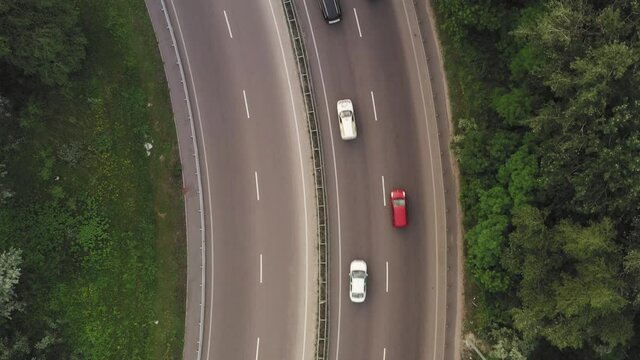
[393,199,406,207]
[352,270,366,278]
[353,293,364,298]
[340,110,352,118]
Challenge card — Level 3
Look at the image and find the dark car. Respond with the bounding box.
[319,0,341,24]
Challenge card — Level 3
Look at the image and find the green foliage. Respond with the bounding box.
[467,213,510,292]
[520,0,640,221]
[435,0,509,43]
[488,327,533,360]
[0,248,22,319]
[436,0,640,357]
[0,0,86,86]
[477,186,512,219]
[0,0,185,358]
[17,101,42,131]
[453,118,491,176]
[509,44,542,81]
[506,207,634,355]
[497,145,538,208]
[492,87,533,126]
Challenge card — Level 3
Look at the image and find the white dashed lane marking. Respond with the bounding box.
[223,10,233,38]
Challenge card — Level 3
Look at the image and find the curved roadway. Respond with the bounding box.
[149,0,459,358]
[150,0,318,359]
[294,0,449,359]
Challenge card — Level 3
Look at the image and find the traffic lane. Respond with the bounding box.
[291,3,393,360]
[171,1,258,356]
[365,0,445,354]
[334,143,433,360]
[361,11,444,338]
[207,157,259,359]
[206,1,312,359]
[382,170,435,360]
[211,1,314,357]
[169,0,311,359]
[170,0,290,131]
[298,16,379,359]
[332,145,375,360]
[393,1,449,358]
[250,94,311,360]
[249,2,317,357]
[333,161,435,360]
[333,106,436,360]
[295,0,439,359]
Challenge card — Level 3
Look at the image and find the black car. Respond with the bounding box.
[319,0,341,24]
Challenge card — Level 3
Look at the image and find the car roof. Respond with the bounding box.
[352,277,365,294]
[393,203,407,227]
[322,0,341,21]
[341,118,356,138]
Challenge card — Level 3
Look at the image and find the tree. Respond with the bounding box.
[488,327,533,360]
[467,213,510,292]
[0,95,13,204]
[492,87,534,126]
[515,0,640,222]
[0,248,22,319]
[438,0,640,357]
[0,0,86,86]
[0,333,30,360]
[510,216,632,355]
[435,0,508,44]
[497,145,538,208]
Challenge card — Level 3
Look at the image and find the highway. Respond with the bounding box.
[148,0,318,359]
[294,0,449,359]
[148,0,459,358]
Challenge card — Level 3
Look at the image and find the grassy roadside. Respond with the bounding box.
[0,0,185,358]
[117,1,187,357]
[74,0,187,357]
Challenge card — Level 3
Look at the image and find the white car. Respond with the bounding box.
[349,260,367,303]
[337,99,357,140]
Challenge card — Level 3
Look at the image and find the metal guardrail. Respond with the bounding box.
[158,1,207,359]
[280,1,330,359]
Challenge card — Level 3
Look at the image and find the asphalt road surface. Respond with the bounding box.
[148,0,318,359]
[294,0,450,359]
[148,0,459,358]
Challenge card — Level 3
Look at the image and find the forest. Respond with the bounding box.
[0,0,185,358]
[434,0,640,358]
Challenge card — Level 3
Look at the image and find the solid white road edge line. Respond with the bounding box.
[382,175,387,207]
[223,10,233,38]
[243,90,251,118]
[167,1,217,358]
[371,91,378,121]
[353,8,363,38]
[268,2,310,360]
[386,261,389,293]
[254,171,260,201]
[260,253,263,284]
[301,1,345,358]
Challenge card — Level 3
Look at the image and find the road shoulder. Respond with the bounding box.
[411,1,465,360]
[145,1,207,359]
